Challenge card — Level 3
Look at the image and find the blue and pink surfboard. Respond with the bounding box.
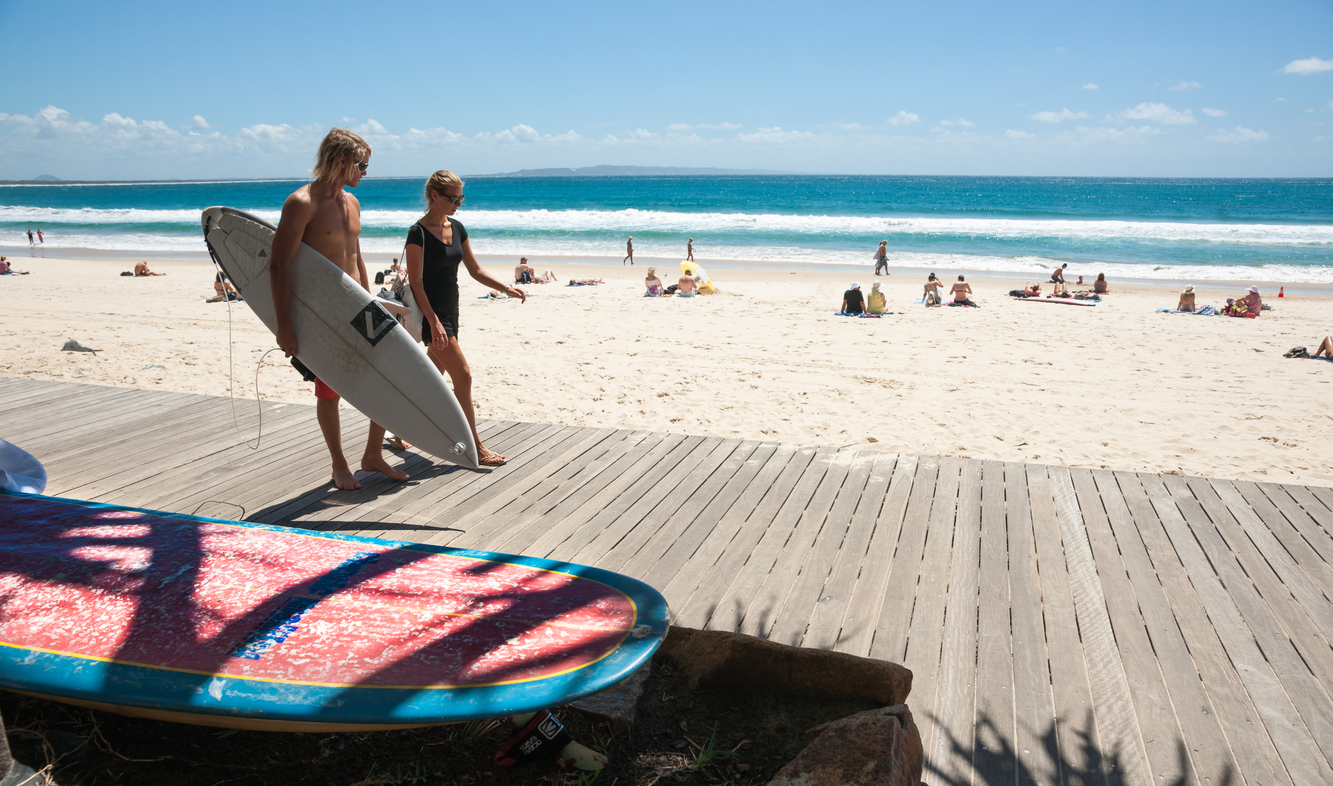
[0,492,669,731]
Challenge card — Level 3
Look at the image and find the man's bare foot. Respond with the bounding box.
[362,455,410,481]
[332,463,361,490]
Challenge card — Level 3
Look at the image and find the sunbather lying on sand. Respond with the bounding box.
[1315,337,1333,360]
[134,261,165,276]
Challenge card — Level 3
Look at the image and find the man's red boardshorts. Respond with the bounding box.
[314,378,338,400]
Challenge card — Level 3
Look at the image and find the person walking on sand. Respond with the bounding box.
[406,169,525,467]
[687,238,694,262]
[623,236,634,265]
[873,240,889,276]
[270,127,407,491]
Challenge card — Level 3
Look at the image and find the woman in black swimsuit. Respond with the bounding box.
[406,169,525,466]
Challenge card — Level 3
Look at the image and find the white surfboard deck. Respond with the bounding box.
[201,207,479,469]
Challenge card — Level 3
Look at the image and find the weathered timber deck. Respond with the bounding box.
[3,377,1332,785]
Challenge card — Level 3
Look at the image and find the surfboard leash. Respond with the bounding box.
[204,228,279,452]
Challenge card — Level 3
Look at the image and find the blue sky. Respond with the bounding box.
[0,0,1330,179]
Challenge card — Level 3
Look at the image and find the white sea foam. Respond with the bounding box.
[3,205,1333,246]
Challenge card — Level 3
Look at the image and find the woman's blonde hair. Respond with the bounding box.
[312,128,370,184]
[425,170,464,205]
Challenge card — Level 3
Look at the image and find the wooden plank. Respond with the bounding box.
[833,453,917,658]
[547,435,709,564]
[871,455,940,663]
[1218,480,1333,642]
[1137,472,1330,782]
[1258,483,1333,580]
[1003,462,1057,786]
[491,431,669,557]
[799,451,898,651]
[696,447,833,636]
[670,445,819,630]
[973,459,1014,786]
[525,433,695,562]
[627,441,779,590]
[1183,477,1333,701]
[596,439,753,575]
[739,450,854,643]
[765,452,877,647]
[925,458,981,786]
[900,456,961,737]
[1067,469,1184,786]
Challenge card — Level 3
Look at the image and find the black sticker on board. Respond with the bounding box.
[351,301,397,347]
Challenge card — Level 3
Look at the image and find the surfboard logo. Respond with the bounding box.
[352,302,397,346]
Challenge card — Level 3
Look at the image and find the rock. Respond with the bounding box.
[768,704,923,786]
[657,627,912,707]
[568,662,650,731]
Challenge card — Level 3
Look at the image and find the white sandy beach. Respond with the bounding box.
[2,255,1329,485]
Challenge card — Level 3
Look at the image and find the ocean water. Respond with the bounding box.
[2,175,1332,283]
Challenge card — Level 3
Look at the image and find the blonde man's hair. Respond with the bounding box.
[312,128,370,184]
[425,169,464,205]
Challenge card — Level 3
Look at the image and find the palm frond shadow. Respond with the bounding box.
[926,710,1235,786]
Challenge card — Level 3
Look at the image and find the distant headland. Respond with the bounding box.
[469,165,791,178]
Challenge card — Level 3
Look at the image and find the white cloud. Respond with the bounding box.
[37,105,69,123]
[1082,83,1099,90]
[186,115,211,129]
[887,111,919,125]
[1282,57,1333,76]
[1207,126,1271,143]
[626,128,658,141]
[1030,108,1089,123]
[355,119,388,136]
[669,122,741,131]
[1006,129,1036,140]
[936,118,975,127]
[1201,107,1228,117]
[1118,102,1196,125]
[1169,80,1202,91]
[1275,97,1288,103]
[1056,125,1160,144]
[736,126,818,144]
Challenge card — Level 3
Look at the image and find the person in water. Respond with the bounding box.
[623,236,634,265]
[406,169,525,467]
[270,128,407,490]
[841,282,865,314]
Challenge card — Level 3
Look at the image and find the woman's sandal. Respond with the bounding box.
[480,450,507,467]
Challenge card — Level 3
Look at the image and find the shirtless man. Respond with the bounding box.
[1050,263,1068,285]
[270,128,408,490]
[676,270,698,297]
[515,258,534,284]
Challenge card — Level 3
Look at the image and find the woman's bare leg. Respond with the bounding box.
[1316,336,1333,359]
[426,336,501,462]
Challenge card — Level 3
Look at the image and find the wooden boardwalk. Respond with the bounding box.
[4,376,1332,785]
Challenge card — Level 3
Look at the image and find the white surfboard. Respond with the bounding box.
[201,207,479,469]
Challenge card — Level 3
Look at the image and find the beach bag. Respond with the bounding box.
[374,271,385,285]
[390,226,426,343]
[1284,347,1309,358]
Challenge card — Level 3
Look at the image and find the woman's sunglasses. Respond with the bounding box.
[436,192,465,206]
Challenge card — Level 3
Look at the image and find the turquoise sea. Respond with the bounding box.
[2,176,1332,283]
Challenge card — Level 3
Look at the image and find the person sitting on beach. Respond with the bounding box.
[1093,273,1109,294]
[0,256,27,275]
[1050,263,1068,285]
[134,261,165,276]
[841,282,865,315]
[950,275,978,307]
[207,273,241,302]
[924,273,944,305]
[644,267,663,297]
[867,281,886,314]
[515,258,535,284]
[676,272,699,297]
[1177,286,1197,313]
[1314,337,1333,360]
[1224,286,1262,317]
